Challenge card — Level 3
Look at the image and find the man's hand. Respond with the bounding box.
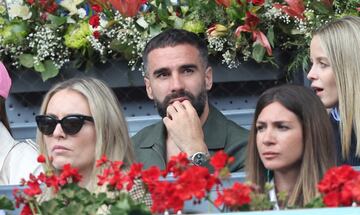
[163,100,208,156]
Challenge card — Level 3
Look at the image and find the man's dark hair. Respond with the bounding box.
[142,29,208,74]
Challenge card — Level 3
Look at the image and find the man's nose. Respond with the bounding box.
[170,73,185,92]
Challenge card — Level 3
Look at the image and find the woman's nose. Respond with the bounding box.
[307,65,318,81]
[52,123,66,138]
[261,128,276,146]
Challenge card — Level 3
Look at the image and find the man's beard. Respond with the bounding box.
[154,88,207,118]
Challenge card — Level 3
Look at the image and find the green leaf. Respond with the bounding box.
[40,200,61,215]
[267,27,275,48]
[41,60,59,81]
[149,25,162,37]
[252,43,266,63]
[305,196,325,208]
[47,14,67,27]
[18,54,34,68]
[34,62,45,73]
[0,195,14,210]
[312,1,331,14]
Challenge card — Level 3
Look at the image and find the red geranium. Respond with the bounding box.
[214,182,252,210]
[37,154,46,163]
[318,165,360,207]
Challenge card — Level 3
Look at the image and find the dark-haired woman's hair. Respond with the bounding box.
[246,84,336,207]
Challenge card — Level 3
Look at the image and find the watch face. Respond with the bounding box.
[193,153,206,166]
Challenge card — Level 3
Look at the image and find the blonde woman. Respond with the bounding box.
[307,16,360,165]
[246,85,335,208]
[36,77,150,206]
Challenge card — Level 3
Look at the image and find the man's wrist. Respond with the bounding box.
[188,152,210,166]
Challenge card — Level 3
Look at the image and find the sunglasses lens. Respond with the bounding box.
[61,116,84,135]
[35,116,57,135]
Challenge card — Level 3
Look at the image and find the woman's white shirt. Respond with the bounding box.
[0,139,42,185]
[269,179,280,210]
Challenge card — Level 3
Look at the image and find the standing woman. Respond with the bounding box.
[307,16,360,165]
[246,85,335,208]
[36,77,150,206]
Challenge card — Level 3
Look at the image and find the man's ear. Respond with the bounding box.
[144,77,154,100]
[205,66,213,90]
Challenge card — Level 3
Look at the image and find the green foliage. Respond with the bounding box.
[0,0,359,80]
[0,195,14,211]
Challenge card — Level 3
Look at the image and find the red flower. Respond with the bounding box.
[96,154,108,167]
[20,204,33,215]
[235,12,272,56]
[215,0,231,8]
[23,174,42,197]
[92,4,103,13]
[26,0,35,4]
[141,166,161,190]
[37,154,46,163]
[166,152,190,176]
[318,165,360,207]
[273,0,305,20]
[210,150,230,170]
[251,0,265,6]
[89,15,100,28]
[108,0,147,17]
[323,191,341,207]
[352,175,360,204]
[46,2,58,14]
[58,164,82,185]
[93,30,101,39]
[214,182,252,210]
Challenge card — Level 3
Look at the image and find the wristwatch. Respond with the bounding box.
[189,152,210,166]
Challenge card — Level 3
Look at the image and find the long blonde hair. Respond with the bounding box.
[313,16,360,159]
[246,85,335,207]
[37,77,135,192]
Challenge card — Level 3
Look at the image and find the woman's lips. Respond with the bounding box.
[311,86,324,96]
[262,152,279,159]
[52,145,70,152]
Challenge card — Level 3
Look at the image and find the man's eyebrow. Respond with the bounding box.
[180,64,198,70]
[152,68,170,76]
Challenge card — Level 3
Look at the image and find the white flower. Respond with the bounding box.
[100,16,108,29]
[8,4,32,20]
[77,8,87,19]
[60,0,84,15]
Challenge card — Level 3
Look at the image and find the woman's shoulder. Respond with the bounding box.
[0,139,41,185]
[9,139,39,155]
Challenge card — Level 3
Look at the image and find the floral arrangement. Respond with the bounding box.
[0,0,359,80]
[0,152,360,214]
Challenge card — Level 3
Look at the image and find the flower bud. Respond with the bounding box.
[207,24,228,37]
[182,20,205,34]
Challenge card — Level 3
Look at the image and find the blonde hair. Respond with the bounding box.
[314,16,360,159]
[246,85,335,207]
[37,77,135,192]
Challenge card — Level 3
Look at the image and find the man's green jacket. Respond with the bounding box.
[132,105,249,172]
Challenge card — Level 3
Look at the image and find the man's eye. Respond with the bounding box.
[156,73,169,78]
[182,68,194,74]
